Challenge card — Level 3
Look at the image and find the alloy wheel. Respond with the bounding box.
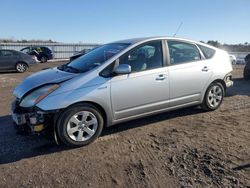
[66,111,98,142]
[207,85,223,108]
[16,63,27,72]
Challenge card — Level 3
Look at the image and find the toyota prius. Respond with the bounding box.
[12,37,233,147]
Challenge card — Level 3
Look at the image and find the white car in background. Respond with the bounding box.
[229,55,237,64]
[236,59,246,65]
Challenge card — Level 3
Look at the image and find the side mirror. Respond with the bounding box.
[114,64,131,75]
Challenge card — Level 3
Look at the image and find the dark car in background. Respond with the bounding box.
[244,54,250,79]
[69,46,101,61]
[20,46,53,63]
[0,50,37,72]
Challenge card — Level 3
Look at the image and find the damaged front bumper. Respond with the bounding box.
[11,100,55,134]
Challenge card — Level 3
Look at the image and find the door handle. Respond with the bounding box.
[202,66,209,72]
[156,74,167,81]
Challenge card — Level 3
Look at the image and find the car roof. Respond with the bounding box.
[112,36,217,49]
[0,49,14,51]
[112,36,197,44]
[0,49,27,56]
[35,46,49,48]
[21,46,50,49]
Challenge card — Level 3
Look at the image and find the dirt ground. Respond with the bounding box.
[0,63,249,188]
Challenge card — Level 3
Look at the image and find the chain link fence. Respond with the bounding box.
[1,43,249,63]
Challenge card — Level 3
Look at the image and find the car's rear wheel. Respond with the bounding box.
[56,104,104,147]
[40,56,48,63]
[16,62,28,73]
[201,82,224,111]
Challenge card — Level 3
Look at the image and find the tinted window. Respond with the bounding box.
[168,41,201,64]
[198,45,215,59]
[1,50,14,56]
[119,41,163,72]
[67,43,129,72]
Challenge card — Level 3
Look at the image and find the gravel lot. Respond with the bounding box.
[0,63,249,187]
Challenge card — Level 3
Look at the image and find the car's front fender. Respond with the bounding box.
[36,81,113,126]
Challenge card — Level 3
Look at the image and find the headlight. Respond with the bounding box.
[20,84,59,108]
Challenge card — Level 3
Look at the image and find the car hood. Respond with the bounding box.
[13,67,78,99]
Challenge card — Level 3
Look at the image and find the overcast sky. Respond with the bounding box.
[0,0,250,44]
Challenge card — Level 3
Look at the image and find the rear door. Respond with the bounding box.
[166,40,213,107]
[110,40,170,120]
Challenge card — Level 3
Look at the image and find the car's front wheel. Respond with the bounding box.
[16,62,28,73]
[56,104,104,147]
[201,82,224,111]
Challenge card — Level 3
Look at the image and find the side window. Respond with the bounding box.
[21,48,29,53]
[1,51,14,56]
[198,45,215,59]
[119,41,163,72]
[167,40,201,65]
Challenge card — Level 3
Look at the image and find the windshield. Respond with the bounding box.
[61,43,129,73]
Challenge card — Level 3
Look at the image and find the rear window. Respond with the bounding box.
[198,45,215,59]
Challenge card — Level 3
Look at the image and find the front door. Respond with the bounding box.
[110,40,170,120]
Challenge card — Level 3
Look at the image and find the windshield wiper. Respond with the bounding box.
[58,64,81,73]
[65,65,81,73]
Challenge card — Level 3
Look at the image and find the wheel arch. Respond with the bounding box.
[15,61,29,72]
[16,61,29,67]
[53,100,106,146]
[56,101,108,127]
[211,79,226,94]
[201,78,226,104]
[201,79,226,111]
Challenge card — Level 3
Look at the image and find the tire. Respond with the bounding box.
[243,66,250,80]
[201,82,224,111]
[56,104,104,147]
[16,62,28,73]
[40,56,48,63]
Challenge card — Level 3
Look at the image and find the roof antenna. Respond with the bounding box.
[173,22,183,37]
